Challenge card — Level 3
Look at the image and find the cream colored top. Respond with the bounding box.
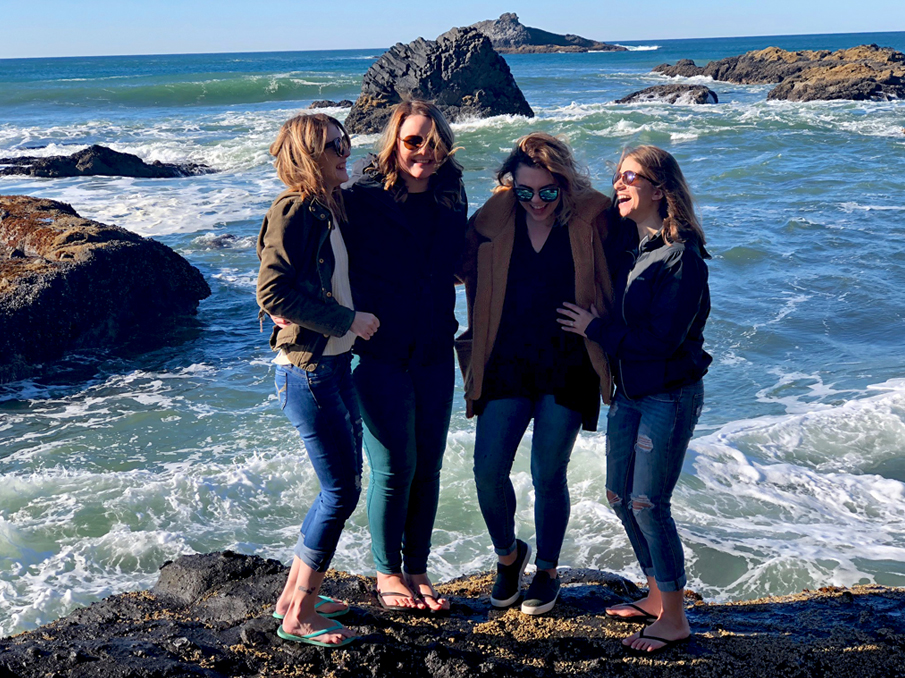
[274,220,356,364]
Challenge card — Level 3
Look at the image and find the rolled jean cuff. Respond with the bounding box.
[653,573,687,593]
[294,533,334,573]
[493,540,518,558]
[535,556,558,571]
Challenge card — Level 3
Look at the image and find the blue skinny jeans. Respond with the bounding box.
[275,353,363,572]
[605,380,704,592]
[473,395,582,570]
[353,355,454,575]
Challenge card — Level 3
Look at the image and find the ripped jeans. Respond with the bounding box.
[605,380,704,592]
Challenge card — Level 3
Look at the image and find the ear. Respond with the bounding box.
[651,186,665,201]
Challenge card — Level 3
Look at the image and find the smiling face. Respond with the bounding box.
[396,114,439,191]
[513,164,561,228]
[317,123,350,192]
[613,156,663,226]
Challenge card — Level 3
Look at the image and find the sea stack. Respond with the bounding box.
[343,27,534,135]
[469,12,627,53]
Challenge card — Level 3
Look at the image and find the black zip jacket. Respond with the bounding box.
[342,163,467,365]
[586,227,712,399]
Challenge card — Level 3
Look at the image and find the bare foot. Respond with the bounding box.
[376,573,424,609]
[406,573,450,611]
[281,613,356,645]
[606,597,660,620]
[622,617,690,652]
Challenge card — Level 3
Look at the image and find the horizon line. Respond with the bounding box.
[1,28,903,62]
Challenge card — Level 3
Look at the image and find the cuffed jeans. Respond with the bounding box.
[605,380,704,592]
[275,353,363,573]
[473,395,582,570]
[353,355,454,575]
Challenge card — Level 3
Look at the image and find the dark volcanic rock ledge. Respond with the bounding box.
[653,44,905,101]
[616,85,718,105]
[469,12,626,53]
[0,144,211,178]
[2,551,903,678]
[0,195,210,382]
[344,27,534,135]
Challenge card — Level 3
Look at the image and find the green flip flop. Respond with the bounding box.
[272,595,350,620]
[276,618,357,648]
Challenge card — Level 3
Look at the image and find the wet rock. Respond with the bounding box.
[616,84,718,104]
[0,195,211,382]
[1,551,903,677]
[307,99,354,109]
[653,44,905,101]
[0,144,211,178]
[344,27,533,135]
[468,12,626,54]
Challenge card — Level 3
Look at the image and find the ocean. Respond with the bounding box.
[1,31,904,636]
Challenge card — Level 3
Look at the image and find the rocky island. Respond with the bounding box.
[0,195,210,382]
[653,44,905,101]
[344,27,533,135]
[0,144,211,179]
[1,551,902,677]
[468,13,626,53]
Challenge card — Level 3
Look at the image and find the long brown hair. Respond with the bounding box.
[496,132,592,226]
[371,100,464,209]
[270,113,349,221]
[620,145,705,246]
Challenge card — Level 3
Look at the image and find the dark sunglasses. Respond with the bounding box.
[612,170,655,186]
[513,185,561,203]
[325,135,351,156]
[399,135,436,151]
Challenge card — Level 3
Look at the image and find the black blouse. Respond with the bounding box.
[477,209,601,429]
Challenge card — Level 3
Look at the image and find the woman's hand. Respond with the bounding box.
[557,302,599,338]
[271,315,292,329]
[351,312,380,340]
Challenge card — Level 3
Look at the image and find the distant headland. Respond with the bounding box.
[469,12,626,53]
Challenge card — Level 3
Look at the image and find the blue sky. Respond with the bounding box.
[2,0,903,58]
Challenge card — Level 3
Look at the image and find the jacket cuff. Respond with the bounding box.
[586,317,628,355]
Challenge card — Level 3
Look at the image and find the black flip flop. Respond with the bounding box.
[623,626,690,655]
[374,589,422,613]
[605,602,657,625]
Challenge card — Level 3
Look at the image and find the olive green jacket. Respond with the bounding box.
[256,191,355,370]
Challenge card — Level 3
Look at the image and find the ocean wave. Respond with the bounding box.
[612,44,661,51]
[1,72,359,108]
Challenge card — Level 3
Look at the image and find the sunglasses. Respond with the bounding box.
[325,135,351,156]
[612,170,655,186]
[399,135,437,151]
[513,185,561,203]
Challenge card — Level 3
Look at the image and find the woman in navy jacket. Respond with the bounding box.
[559,145,711,654]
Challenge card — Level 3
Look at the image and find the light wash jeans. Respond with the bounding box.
[605,380,704,592]
[473,395,582,570]
[275,353,362,572]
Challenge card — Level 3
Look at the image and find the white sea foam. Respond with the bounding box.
[612,45,661,51]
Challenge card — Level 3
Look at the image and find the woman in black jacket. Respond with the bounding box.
[343,101,467,612]
[558,145,711,654]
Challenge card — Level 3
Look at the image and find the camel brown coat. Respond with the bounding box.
[455,187,616,420]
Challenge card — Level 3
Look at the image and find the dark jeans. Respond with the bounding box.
[353,355,454,575]
[473,395,582,570]
[605,380,704,592]
[275,353,363,572]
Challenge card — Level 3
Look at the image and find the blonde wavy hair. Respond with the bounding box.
[495,132,592,227]
[619,145,705,246]
[371,100,464,208]
[270,113,349,221]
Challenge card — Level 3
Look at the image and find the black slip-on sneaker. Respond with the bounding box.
[490,539,532,608]
[520,570,560,615]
